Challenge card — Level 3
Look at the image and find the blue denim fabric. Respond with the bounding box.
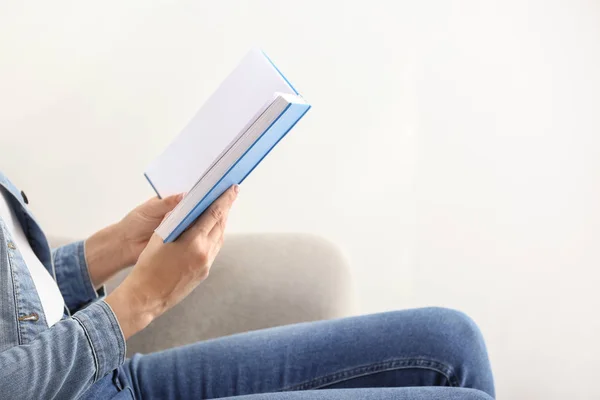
[0,172,126,399]
[53,240,107,313]
[89,308,493,400]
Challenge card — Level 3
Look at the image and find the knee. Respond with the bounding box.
[424,307,494,396]
[387,307,488,353]
[418,307,489,360]
[384,307,495,396]
[427,307,487,350]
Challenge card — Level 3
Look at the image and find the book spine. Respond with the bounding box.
[163,102,311,243]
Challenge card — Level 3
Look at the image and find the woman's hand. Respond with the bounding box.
[85,193,183,288]
[105,185,238,339]
[118,193,184,265]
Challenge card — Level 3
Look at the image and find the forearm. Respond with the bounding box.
[85,223,133,288]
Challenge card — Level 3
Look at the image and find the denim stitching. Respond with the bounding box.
[100,301,126,365]
[73,245,87,304]
[7,247,23,344]
[78,241,98,300]
[282,358,458,391]
[73,315,101,382]
[68,245,87,306]
[5,241,24,345]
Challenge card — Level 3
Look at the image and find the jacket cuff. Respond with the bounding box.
[54,241,105,312]
[73,300,126,381]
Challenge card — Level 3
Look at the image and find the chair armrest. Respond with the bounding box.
[55,233,356,355]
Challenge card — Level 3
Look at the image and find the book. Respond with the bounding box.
[144,49,311,243]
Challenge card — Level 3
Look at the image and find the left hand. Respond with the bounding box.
[118,193,184,265]
[85,193,184,289]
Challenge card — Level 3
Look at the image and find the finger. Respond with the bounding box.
[161,210,173,223]
[140,193,185,218]
[208,198,232,241]
[182,185,239,239]
[198,185,237,235]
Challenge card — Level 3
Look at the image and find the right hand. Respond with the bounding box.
[105,185,239,339]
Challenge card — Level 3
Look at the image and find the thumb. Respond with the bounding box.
[141,193,184,218]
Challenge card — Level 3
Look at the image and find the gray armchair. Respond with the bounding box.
[52,233,356,356]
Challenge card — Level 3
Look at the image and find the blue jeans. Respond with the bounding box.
[82,308,495,399]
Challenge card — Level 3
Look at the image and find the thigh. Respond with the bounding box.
[118,308,494,399]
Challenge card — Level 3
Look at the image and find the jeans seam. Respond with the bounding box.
[282,358,458,391]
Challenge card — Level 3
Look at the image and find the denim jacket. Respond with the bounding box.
[0,172,126,399]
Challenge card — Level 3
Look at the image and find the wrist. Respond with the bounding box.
[105,270,169,339]
[111,220,138,266]
[85,224,130,288]
[105,282,156,340]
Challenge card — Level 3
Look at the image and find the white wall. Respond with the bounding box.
[1,1,599,399]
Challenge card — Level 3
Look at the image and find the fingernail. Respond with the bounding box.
[233,185,239,194]
[178,193,185,201]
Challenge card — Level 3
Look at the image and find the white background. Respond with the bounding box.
[1,1,599,399]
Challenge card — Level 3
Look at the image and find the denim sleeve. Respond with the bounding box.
[52,241,106,314]
[0,300,126,399]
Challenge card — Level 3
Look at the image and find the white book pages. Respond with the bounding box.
[145,49,297,198]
